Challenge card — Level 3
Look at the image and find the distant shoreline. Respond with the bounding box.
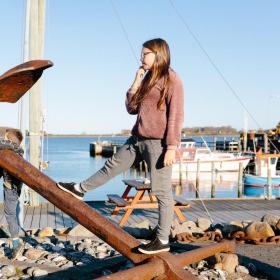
[41,134,239,138]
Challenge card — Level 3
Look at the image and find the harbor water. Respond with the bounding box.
[0,135,242,201]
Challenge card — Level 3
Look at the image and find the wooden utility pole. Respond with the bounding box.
[29,0,46,206]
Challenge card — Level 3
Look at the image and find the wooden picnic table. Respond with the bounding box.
[108,179,191,226]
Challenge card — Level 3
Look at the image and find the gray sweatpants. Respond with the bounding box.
[3,186,21,238]
[81,136,174,241]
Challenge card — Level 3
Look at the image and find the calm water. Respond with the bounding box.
[0,135,241,201]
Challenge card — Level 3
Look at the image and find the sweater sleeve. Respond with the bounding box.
[125,90,138,115]
[166,76,184,149]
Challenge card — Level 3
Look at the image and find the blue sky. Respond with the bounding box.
[0,0,279,134]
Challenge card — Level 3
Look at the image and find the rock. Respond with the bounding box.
[67,224,95,237]
[214,262,223,270]
[60,261,74,269]
[84,248,96,256]
[215,253,238,274]
[173,220,204,236]
[38,227,54,237]
[276,220,280,234]
[96,252,108,259]
[20,275,30,279]
[32,268,48,277]
[262,214,280,227]
[82,238,92,245]
[52,255,66,262]
[17,255,27,261]
[0,248,5,258]
[96,244,108,253]
[197,218,211,231]
[236,265,249,274]
[1,265,16,277]
[221,223,243,236]
[216,269,227,280]
[245,222,275,239]
[0,239,6,246]
[230,220,243,229]
[196,260,207,269]
[24,248,46,260]
[51,245,62,252]
[36,259,46,264]
[26,267,36,276]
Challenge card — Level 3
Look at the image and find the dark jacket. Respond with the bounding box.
[0,139,23,193]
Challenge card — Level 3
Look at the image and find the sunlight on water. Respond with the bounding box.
[0,136,241,201]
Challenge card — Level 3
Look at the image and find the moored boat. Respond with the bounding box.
[243,154,280,197]
[172,139,250,180]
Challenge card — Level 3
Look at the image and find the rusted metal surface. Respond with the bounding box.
[0,150,148,264]
[176,231,223,243]
[0,60,53,103]
[231,231,280,245]
[0,150,237,279]
[172,240,235,268]
[97,258,166,280]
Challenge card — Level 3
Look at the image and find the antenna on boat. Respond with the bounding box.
[200,136,212,153]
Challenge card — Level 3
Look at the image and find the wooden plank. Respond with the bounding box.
[47,203,56,228]
[122,179,150,190]
[54,205,64,228]
[108,194,129,207]
[23,206,35,230]
[30,203,41,229]
[61,211,74,228]
[174,196,191,206]
[0,204,6,225]
[39,203,48,229]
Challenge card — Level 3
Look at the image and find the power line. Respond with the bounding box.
[109,0,139,65]
[168,0,280,153]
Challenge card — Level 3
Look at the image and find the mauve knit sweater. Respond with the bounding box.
[126,70,184,150]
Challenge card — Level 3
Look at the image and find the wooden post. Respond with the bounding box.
[211,162,215,198]
[243,132,247,152]
[18,0,31,228]
[267,158,272,199]
[264,133,268,154]
[213,136,216,151]
[238,162,243,198]
[29,0,46,206]
[195,159,200,198]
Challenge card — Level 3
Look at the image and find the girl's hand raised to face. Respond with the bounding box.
[130,67,146,93]
[135,67,146,82]
[164,150,176,167]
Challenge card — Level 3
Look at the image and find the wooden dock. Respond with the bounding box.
[0,199,279,230]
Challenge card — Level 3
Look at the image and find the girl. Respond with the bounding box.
[58,38,184,254]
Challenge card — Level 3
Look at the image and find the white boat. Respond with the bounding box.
[172,139,250,180]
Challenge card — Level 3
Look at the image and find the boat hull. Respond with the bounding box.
[243,174,280,196]
[172,157,250,180]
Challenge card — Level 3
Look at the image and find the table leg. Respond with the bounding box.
[119,190,144,227]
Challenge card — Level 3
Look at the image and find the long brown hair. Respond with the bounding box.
[131,38,171,110]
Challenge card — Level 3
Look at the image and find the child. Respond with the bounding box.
[58,38,184,254]
[0,129,24,259]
